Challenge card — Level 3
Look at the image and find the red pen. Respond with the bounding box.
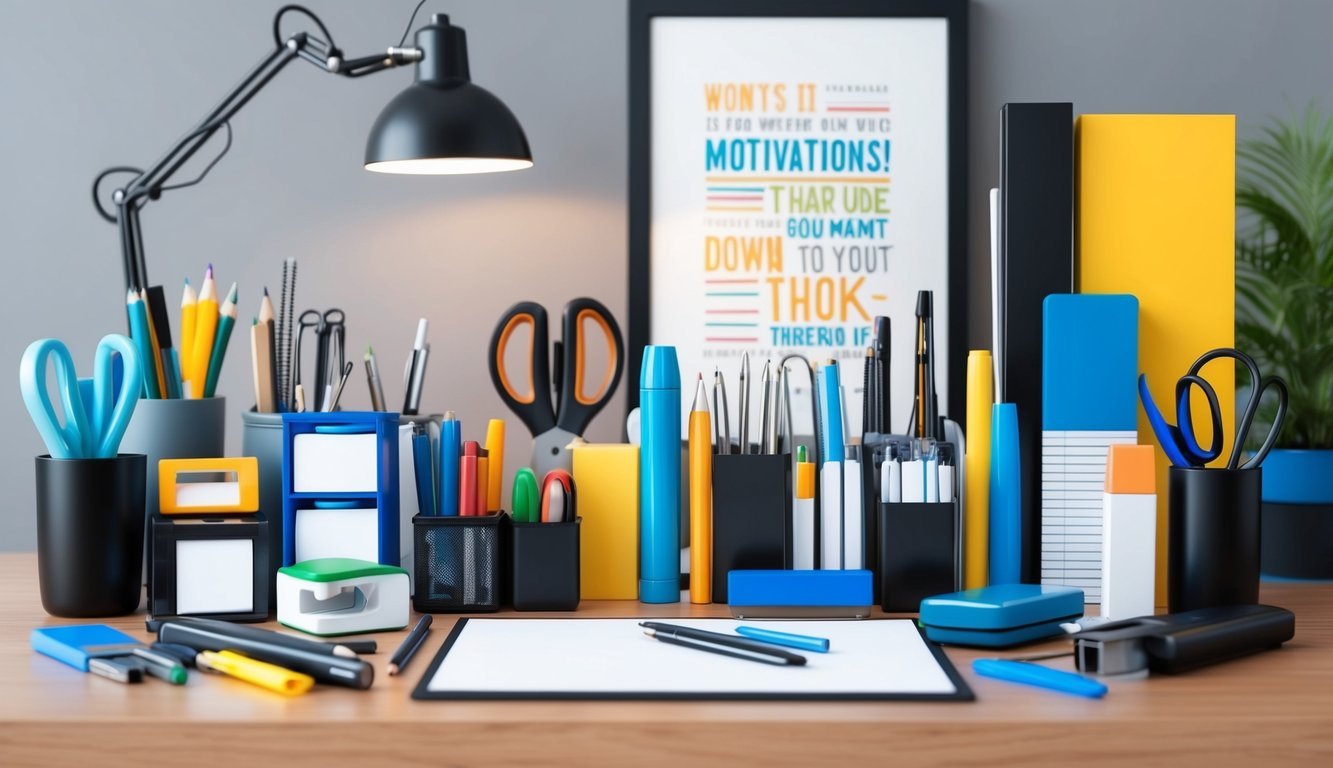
[476,455,490,516]
[459,441,480,517]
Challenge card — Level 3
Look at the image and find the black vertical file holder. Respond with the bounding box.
[879,500,960,613]
[711,453,792,604]
[1000,102,1075,583]
[510,517,582,611]
[413,512,508,613]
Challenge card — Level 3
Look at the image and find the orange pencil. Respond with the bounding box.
[689,374,712,604]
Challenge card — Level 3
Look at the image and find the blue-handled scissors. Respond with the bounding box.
[20,335,142,459]
[1139,347,1288,470]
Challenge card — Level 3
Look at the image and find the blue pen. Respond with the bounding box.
[639,345,681,603]
[972,659,1107,699]
[818,362,845,464]
[734,626,830,653]
[438,412,461,516]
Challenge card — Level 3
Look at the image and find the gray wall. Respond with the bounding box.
[3,0,1331,551]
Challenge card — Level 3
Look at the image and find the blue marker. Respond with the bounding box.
[734,626,830,653]
[438,412,461,516]
[972,659,1107,699]
[639,346,681,603]
[818,362,846,464]
[989,402,1021,584]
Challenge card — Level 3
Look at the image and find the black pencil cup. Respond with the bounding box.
[510,517,581,611]
[413,512,508,613]
[1168,467,1261,613]
[879,502,959,613]
[35,454,146,617]
[711,453,792,603]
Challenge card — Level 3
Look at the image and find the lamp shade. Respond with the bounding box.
[364,14,532,175]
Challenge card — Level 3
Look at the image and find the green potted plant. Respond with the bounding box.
[1236,105,1333,578]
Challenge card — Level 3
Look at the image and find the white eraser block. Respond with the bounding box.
[1102,491,1156,621]
[885,460,902,503]
[293,433,378,492]
[902,460,926,503]
[939,465,956,503]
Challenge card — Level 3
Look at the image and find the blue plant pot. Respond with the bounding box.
[1260,449,1333,580]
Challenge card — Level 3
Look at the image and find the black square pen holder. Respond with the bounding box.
[711,453,792,603]
[510,517,581,611]
[413,512,508,613]
[878,501,960,613]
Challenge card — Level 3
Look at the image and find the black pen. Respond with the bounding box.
[639,622,806,666]
[387,615,433,676]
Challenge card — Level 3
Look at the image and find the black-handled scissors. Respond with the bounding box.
[488,298,624,477]
[1139,347,1289,470]
[294,308,345,411]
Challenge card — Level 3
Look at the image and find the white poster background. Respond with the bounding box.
[650,17,950,440]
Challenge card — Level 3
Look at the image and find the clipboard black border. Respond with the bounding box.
[411,617,974,702]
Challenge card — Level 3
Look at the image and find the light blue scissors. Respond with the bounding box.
[20,335,142,459]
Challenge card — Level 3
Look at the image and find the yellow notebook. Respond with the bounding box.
[572,444,640,600]
[1076,114,1235,605]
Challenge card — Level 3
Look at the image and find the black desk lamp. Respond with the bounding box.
[93,3,532,296]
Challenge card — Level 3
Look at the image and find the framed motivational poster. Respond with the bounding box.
[627,0,968,434]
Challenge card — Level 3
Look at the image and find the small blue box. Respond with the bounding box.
[728,570,873,619]
[919,584,1084,647]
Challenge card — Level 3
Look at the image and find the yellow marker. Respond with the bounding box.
[197,650,313,696]
[188,264,219,399]
[688,375,712,604]
[1077,114,1235,604]
[964,350,994,589]
[485,419,505,512]
[572,444,639,599]
[180,278,197,382]
[794,447,816,569]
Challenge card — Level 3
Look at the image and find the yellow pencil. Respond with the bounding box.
[180,278,197,381]
[197,650,313,696]
[689,374,712,604]
[188,264,218,399]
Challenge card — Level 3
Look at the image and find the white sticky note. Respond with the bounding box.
[176,539,253,615]
[293,433,378,492]
[294,507,380,563]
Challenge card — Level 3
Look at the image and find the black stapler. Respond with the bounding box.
[1074,604,1295,676]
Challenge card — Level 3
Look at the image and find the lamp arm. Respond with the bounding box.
[98,27,420,292]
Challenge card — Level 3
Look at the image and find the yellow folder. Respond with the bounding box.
[1076,114,1235,605]
[572,444,640,600]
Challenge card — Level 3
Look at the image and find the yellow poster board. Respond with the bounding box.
[1076,114,1235,605]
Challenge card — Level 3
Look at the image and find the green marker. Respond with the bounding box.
[512,467,540,523]
[132,647,188,685]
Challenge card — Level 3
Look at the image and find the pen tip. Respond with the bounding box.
[263,285,269,296]
[183,277,190,285]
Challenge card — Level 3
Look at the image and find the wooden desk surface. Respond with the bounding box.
[1,552,1330,767]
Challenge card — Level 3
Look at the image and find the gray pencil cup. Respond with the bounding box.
[242,410,286,593]
[120,397,226,577]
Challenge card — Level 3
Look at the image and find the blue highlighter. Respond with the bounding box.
[735,626,830,653]
[639,346,681,603]
[973,659,1107,699]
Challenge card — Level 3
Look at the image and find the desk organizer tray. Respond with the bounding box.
[510,517,581,611]
[919,584,1085,647]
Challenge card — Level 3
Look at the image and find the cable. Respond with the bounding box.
[159,122,233,192]
[397,0,429,47]
[272,4,335,49]
[92,167,144,222]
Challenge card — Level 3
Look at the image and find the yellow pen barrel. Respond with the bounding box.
[485,419,505,512]
[964,350,994,589]
[201,650,314,696]
[189,298,219,399]
[689,409,712,604]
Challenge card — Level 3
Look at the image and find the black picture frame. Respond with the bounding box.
[626,0,969,422]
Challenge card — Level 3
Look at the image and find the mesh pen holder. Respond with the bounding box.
[413,512,508,613]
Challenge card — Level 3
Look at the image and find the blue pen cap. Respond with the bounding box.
[640,346,681,390]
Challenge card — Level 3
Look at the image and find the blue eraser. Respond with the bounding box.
[728,570,873,619]
[919,584,1084,648]
[31,624,141,672]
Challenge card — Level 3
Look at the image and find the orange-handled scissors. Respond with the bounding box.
[488,298,624,477]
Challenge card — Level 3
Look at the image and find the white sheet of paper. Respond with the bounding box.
[176,539,253,614]
[425,618,957,697]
